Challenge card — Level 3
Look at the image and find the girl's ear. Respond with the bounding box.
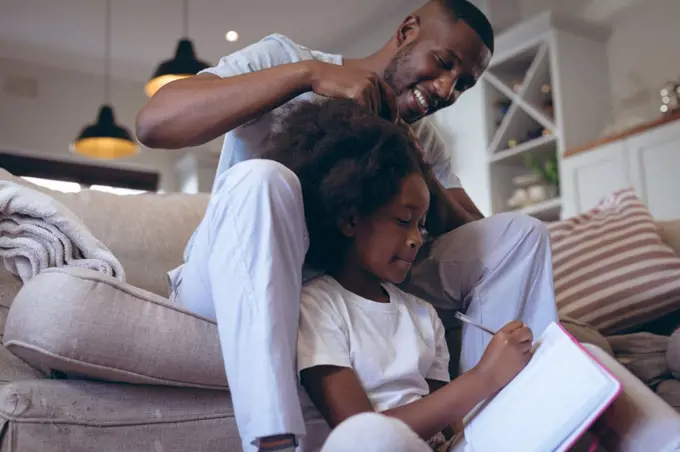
[337,212,358,238]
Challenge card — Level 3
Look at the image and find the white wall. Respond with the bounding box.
[605,0,680,128]
[328,0,424,57]
[518,0,680,130]
[431,86,492,216]
[0,57,193,192]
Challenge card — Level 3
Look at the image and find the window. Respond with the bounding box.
[18,177,149,196]
[2,152,159,194]
[89,185,147,196]
[21,177,82,193]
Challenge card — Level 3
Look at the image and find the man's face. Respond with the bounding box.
[384,19,492,124]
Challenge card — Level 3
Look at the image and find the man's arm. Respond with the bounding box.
[136,36,317,149]
[423,170,479,237]
[405,119,484,233]
[136,36,395,150]
[448,188,485,221]
[136,68,312,150]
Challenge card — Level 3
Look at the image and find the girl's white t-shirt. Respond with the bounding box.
[297,275,451,412]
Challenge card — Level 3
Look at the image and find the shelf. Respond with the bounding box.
[518,197,562,221]
[487,43,542,95]
[483,41,557,157]
[481,12,613,219]
[487,83,514,142]
[520,45,554,124]
[490,134,557,164]
[484,33,561,218]
[488,102,552,156]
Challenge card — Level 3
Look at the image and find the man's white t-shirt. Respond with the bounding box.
[298,275,451,412]
[177,33,460,263]
[199,33,461,194]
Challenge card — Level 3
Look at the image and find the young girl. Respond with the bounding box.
[264,99,534,450]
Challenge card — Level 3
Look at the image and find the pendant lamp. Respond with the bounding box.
[71,0,138,159]
[145,0,209,97]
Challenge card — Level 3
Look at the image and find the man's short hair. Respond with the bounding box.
[438,0,495,53]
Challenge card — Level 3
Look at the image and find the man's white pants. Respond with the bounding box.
[173,160,559,450]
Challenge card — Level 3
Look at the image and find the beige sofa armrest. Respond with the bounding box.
[657,220,680,257]
[4,268,227,390]
[583,344,680,452]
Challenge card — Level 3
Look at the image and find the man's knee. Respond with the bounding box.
[428,212,549,260]
[321,413,427,452]
[494,211,549,245]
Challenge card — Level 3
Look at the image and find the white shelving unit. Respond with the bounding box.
[480,12,612,221]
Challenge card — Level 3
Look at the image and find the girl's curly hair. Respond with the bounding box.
[262,99,433,273]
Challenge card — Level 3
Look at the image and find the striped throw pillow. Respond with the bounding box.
[547,188,680,334]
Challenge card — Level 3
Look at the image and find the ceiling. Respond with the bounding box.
[0,0,645,85]
[519,0,645,23]
[0,0,422,83]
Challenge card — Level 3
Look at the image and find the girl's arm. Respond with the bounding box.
[301,320,534,441]
[301,364,496,441]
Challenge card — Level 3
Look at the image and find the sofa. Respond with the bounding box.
[0,169,679,451]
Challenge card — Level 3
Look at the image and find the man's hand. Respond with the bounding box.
[308,61,398,121]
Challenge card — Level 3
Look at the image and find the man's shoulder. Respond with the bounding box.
[411,118,444,148]
[258,33,341,64]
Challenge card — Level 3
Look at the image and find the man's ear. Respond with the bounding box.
[337,213,358,238]
[396,15,420,47]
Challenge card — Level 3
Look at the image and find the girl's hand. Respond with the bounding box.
[472,320,533,392]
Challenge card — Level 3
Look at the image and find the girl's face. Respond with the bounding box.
[342,172,430,284]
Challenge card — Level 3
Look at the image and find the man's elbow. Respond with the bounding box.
[135,108,164,149]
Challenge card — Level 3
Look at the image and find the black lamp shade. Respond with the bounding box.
[71,105,138,159]
[145,39,210,97]
[76,105,133,141]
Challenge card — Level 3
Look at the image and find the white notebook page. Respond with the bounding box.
[464,323,613,452]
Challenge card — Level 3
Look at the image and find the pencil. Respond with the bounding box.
[454,311,496,336]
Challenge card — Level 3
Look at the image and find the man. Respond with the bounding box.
[136,0,558,450]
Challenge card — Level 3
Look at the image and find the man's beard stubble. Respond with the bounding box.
[383,41,418,96]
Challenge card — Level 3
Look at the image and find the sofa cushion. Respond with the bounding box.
[0,346,44,386]
[3,267,227,390]
[657,220,680,257]
[656,379,680,413]
[607,333,671,386]
[0,273,20,342]
[559,316,614,356]
[669,329,680,379]
[547,188,680,334]
[0,379,241,452]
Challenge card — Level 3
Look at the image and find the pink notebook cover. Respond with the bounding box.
[557,323,622,452]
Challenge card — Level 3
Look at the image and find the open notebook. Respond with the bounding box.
[463,321,621,452]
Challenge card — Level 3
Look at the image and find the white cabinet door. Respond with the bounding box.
[627,121,680,220]
[560,140,631,218]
